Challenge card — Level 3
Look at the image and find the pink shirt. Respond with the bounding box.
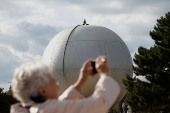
[11,76,120,113]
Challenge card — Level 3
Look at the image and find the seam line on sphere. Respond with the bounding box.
[62,25,80,93]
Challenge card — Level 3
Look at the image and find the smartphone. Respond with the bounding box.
[91,61,97,73]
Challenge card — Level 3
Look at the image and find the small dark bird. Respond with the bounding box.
[83,19,89,25]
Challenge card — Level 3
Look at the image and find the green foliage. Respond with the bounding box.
[0,88,10,113]
[123,12,170,113]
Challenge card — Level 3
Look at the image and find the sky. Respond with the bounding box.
[0,0,170,91]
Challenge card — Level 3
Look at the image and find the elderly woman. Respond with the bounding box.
[11,56,120,113]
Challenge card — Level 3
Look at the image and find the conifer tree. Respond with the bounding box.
[122,12,170,113]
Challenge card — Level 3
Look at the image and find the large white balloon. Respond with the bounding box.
[42,25,133,101]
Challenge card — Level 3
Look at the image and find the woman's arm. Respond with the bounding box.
[39,75,120,113]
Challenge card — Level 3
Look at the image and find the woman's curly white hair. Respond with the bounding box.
[12,61,50,107]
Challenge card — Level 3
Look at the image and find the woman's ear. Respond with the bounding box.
[38,86,47,97]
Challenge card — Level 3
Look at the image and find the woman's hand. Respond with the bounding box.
[73,56,110,91]
[73,60,96,91]
[95,56,110,77]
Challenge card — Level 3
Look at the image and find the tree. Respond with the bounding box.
[0,88,10,113]
[122,12,170,113]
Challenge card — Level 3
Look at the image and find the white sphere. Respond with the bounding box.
[42,25,133,101]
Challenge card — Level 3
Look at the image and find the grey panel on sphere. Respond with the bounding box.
[43,26,76,69]
[42,25,133,101]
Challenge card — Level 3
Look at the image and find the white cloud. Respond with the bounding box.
[0,21,63,86]
[0,21,63,52]
[107,1,123,9]
[1,44,41,63]
[0,45,19,84]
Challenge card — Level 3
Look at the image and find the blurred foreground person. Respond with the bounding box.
[11,56,120,113]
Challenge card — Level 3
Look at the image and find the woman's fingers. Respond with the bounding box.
[81,56,109,77]
[90,72,97,77]
[82,59,92,70]
[95,56,110,76]
[96,56,108,64]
